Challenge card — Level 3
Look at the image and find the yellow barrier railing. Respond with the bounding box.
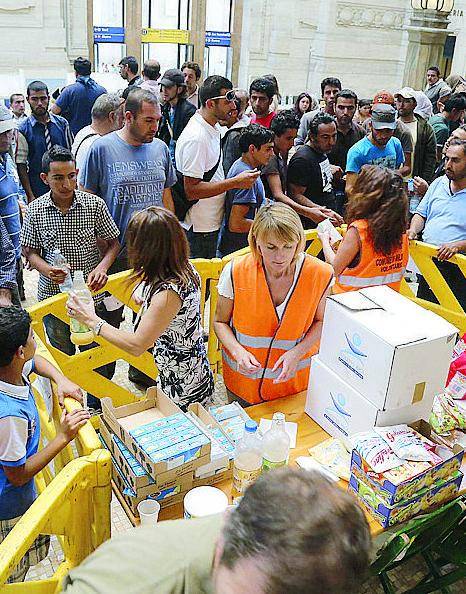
[0,449,111,592]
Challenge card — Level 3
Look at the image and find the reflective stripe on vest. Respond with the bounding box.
[223,349,311,380]
[336,269,406,288]
[234,329,303,351]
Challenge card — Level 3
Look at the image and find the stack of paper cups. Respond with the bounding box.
[184,486,229,519]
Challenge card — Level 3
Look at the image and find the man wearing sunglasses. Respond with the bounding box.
[176,76,260,259]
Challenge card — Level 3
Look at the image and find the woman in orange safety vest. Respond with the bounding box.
[318,165,409,293]
[214,203,333,406]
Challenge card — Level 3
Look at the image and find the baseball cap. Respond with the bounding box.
[372,90,395,106]
[0,104,16,134]
[371,104,397,130]
[159,69,185,88]
[394,87,417,102]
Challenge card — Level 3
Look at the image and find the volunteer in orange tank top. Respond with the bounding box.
[318,164,409,293]
[214,203,333,407]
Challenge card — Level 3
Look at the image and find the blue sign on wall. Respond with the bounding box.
[94,26,125,44]
[205,31,231,47]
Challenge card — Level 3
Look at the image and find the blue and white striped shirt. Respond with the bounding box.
[0,153,21,259]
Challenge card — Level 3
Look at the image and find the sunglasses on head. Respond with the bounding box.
[209,89,238,102]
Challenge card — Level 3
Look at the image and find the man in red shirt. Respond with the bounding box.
[249,78,276,128]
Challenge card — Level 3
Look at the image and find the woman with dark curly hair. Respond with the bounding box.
[292,92,315,120]
[318,165,409,293]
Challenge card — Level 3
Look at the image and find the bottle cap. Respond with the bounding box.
[273,412,285,422]
[245,420,258,433]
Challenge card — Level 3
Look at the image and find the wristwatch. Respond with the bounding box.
[93,319,106,336]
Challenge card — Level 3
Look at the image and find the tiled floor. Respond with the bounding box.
[20,268,466,592]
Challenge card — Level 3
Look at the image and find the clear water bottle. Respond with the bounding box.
[407,178,420,214]
[262,412,290,471]
[69,271,94,346]
[232,420,262,504]
[52,248,73,292]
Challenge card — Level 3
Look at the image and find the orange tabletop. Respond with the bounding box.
[153,391,384,536]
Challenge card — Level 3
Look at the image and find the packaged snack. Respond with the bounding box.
[375,425,434,462]
[445,371,466,400]
[308,438,351,481]
[351,431,403,473]
[430,394,466,435]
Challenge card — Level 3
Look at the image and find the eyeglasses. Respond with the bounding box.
[209,89,239,102]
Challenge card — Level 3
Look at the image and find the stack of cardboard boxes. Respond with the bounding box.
[99,388,236,517]
[305,287,458,446]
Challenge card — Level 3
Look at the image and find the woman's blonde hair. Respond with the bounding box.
[248,203,305,262]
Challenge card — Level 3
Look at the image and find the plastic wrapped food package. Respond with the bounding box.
[308,438,351,481]
[374,425,435,462]
[351,431,404,473]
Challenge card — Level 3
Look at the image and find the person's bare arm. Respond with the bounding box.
[183,169,260,201]
[51,103,62,115]
[162,188,175,213]
[87,238,120,292]
[288,181,343,225]
[67,289,182,357]
[399,151,411,178]
[17,163,35,203]
[214,295,261,373]
[331,226,360,275]
[408,214,426,239]
[23,246,68,284]
[268,173,325,220]
[229,204,253,234]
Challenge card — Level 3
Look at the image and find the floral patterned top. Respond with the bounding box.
[137,269,214,411]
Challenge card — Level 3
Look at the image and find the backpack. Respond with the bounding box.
[172,148,221,222]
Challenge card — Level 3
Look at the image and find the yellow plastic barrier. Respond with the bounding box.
[0,449,111,592]
[400,240,466,334]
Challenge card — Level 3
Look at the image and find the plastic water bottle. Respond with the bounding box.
[52,248,73,292]
[69,271,94,346]
[262,412,290,471]
[232,420,262,504]
[407,178,420,214]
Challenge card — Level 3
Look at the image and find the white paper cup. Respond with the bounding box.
[184,486,229,519]
[137,499,160,526]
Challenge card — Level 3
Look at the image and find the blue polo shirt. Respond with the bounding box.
[55,77,107,135]
[18,113,73,198]
[416,175,466,246]
[0,360,40,520]
[0,153,21,259]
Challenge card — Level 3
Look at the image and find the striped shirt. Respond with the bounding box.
[0,153,21,259]
[0,216,17,291]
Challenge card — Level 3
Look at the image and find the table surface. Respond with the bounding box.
[152,391,384,536]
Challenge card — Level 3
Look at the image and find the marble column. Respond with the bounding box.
[125,0,142,65]
[403,9,451,89]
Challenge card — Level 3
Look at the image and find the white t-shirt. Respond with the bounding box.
[217,253,306,320]
[175,112,226,233]
[72,125,100,173]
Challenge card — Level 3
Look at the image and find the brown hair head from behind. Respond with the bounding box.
[126,207,199,301]
[346,164,408,256]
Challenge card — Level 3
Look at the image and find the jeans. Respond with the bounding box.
[187,228,220,260]
[417,259,466,311]
[43,302,123,409]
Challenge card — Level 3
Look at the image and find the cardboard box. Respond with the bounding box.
[112,454,193,516]
[350,420,464,506]
[100,420,154,490]
[305,356,435,447]
[349,471,463,528]
[187,403,234,479]
[319,287,457,411]
[101,388,211,480]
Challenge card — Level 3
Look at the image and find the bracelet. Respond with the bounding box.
[93,319,106,336]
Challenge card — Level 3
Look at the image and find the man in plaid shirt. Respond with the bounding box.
[21,145,120,407]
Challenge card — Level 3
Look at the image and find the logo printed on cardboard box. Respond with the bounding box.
[323,391,352,436]
[338,332,367,379]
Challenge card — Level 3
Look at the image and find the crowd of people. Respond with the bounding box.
[0,54,465,590]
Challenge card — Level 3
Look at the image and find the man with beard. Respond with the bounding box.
[345,104,404,196]
[16,81,73,202]
[328,89,365,213]
[175,76,260,258]
[295,77,342,146]
[409,139,466,310]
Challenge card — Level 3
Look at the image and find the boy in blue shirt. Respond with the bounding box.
[0,307,89,582]
[218,124,274,257]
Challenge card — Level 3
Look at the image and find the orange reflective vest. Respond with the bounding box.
[333,220,409,294]
[222,253,332,405]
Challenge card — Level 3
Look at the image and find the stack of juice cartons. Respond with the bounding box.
[347,422,463,527]
[305,286,458,447]
[99,388,235,517]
